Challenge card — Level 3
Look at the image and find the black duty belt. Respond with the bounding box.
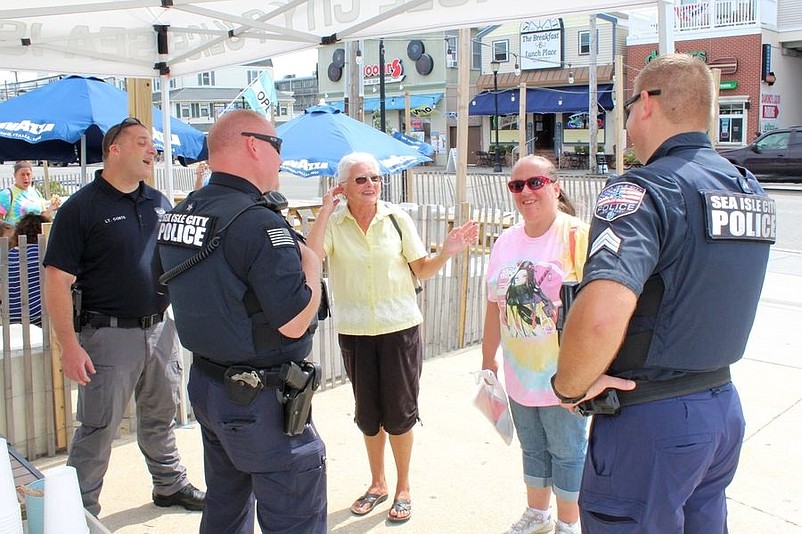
[84,311,164,330]
[617,366,732,407]
[192,354,285,388]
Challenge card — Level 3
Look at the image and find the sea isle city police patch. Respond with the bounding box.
[595,182,646,221]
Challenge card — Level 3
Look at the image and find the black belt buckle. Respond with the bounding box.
[576,389,621,417]
[139,314,161,329]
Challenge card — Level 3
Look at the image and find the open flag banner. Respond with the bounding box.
[241,71,279,120]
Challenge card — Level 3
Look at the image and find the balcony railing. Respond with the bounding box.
[628,0,758,39]
[675,0,757,31]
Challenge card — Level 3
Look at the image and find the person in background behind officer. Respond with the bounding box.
[158,109,326,534]
[552,53,775,533]
[0,160,61,225]
[43,117,205,517]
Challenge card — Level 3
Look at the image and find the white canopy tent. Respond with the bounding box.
[1,0,664,197]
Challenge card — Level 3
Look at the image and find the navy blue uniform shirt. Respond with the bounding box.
[581,132,774,381]
[158,172,313,367]
[43,169,171,317]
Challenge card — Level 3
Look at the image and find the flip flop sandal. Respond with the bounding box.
[387,499,412,523]
[350,492,388,515]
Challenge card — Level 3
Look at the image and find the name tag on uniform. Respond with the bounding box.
[157,212,218,249]
[701,191,776,243]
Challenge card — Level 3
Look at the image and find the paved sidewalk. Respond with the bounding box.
[33,250,802,533]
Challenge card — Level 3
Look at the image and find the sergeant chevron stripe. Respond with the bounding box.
[589,228,622,257]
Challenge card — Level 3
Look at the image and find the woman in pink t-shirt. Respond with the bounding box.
[482,155,589,534]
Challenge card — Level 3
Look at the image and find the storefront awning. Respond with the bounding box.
[468,84,614,115]
[329,92,443,113]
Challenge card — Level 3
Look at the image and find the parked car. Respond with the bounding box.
[720,126,802,181]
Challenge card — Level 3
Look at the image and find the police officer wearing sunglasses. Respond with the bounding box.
[553,53,775,532]
[43,116,205,516]
[158,110,326,533]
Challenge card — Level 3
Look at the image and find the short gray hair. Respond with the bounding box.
[336,152,381,183]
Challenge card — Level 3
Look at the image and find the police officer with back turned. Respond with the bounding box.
[158,109,325,533]
[552,53,775,532]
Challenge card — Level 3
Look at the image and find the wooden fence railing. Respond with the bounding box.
[0,170,606,460]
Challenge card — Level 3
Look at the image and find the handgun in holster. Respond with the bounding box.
[277,361,321,436]
[71,287,83,333]
[576,389,621,417]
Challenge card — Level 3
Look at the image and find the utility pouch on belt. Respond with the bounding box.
[576,389,620,417]
[277,361,320,436]
[224,366,265,406]
[71,287,83,333]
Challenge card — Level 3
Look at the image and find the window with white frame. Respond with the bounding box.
[578,30,597,55]
[180,104,190,118]
[247,70,260,84]
[718,100,747,145]
[197,72,215,86]
[472,39,482,69]
[492,40,509,63]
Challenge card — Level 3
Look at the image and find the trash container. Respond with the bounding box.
[595,152,609,174]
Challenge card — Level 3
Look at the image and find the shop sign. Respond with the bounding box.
[720,80,738,90]
[363,58,405,85]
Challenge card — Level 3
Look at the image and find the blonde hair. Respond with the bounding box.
[635,53,713,128]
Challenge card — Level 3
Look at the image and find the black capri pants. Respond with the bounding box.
[338,325,423,436]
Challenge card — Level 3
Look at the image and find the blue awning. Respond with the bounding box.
[469,84,614,115]
[329,92,443,112]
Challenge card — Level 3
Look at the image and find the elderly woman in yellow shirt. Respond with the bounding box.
[307,152,478,524]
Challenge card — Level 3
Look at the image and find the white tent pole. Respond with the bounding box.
[161,73,174,203]
[80,134,87,185]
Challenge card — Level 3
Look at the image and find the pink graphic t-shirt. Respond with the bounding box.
[486,212,588,406]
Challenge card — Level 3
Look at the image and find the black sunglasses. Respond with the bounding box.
[624,89,662,121]
[353,175,382,185]
[107,117,145,146]
[507,176,554,194]
[241,131,282,154]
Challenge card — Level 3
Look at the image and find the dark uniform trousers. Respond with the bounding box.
[188,365,327,534]
[68,317,187,516]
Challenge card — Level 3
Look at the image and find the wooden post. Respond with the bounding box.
[615,55,625,175]
[710,68,721,147]
[42,223,68,450]
[518,82,527,160]
[126,78,155,186]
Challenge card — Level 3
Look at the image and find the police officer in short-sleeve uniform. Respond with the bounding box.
[552,54,775,532]
[158,110,325,534]
[43,117,204,516]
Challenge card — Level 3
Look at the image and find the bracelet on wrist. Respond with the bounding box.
[550,374,586,404]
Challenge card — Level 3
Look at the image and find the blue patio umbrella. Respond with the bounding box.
[0,75,207,164]
[392,131,436,158]
[276,104,431,178]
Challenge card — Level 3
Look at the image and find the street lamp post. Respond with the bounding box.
[491,60,502,172]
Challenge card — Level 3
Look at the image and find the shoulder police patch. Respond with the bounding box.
[266,227,296,248]
[157,212,217,250]
[701,190,776,243]
[594,182,646,222]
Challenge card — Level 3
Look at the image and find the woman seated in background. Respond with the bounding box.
[7,213,50,327]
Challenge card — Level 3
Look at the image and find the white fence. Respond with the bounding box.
[0,170,606,459]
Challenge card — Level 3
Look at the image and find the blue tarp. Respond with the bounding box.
[469,84,614,115]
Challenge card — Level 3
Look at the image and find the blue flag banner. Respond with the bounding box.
[241,71,279,120]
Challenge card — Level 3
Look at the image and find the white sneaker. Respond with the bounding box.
[504,508,555,534]
[555,520,580,534]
